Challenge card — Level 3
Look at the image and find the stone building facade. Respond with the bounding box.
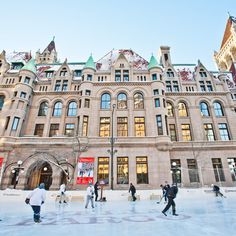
[0,16,236,190]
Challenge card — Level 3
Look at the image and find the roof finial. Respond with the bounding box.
[53,36,55,41]
[228,11,231,18]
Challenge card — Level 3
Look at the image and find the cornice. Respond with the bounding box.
[93,82,152,86]
[165,91,229,96]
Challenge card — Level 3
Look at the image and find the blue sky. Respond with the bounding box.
[0,0,235,70]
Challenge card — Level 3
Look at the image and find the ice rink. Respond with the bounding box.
[0,188,235,236]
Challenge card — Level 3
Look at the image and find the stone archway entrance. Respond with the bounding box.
[27,162,52,190]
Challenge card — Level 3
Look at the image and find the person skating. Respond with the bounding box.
[94,181,100,201]
[59,183,67,203]
[26,183,46,223]
[211,184,226,197]
[162,184,178,216]
[85,182,95,208]
[129,183,137,201]
[160,183,170,203]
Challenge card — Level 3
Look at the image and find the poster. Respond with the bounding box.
[77,157,94,184]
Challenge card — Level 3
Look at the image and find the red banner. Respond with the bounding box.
[0,157,3,168]
[77,157,94,184]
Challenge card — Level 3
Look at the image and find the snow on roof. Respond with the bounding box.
[6,51,31,63]
[96,49,148,71]
[173,64,196,81]
[211,71,235,88]
[36,63,85,80]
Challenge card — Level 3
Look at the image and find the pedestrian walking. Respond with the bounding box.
[59,183,67,203]
[94,181,100,201]
[211,184,226,197]
[162,184,178,216]
[129,183,137,201]
[85,182,95,208]
[25,183,46,223]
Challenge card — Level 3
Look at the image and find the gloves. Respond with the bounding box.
[41,201,44,204]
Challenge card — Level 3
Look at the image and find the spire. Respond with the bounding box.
[20,58,37,74]
[83,54,96,70]
[148,54,160,70]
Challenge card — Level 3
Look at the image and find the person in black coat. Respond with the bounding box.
[129,183,137,201]
[162,184,178,216]
[211,184,225,197]
[94,181,100,201]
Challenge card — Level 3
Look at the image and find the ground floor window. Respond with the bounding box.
[34,124,44,137]
[49,124,59,137]
[136,157,148,184]
[187,159,199,183]
[227,158,236,181]
[171,159,181,184]
[212,158,225,182]
[97,157,109,184]
[117,157,128,184]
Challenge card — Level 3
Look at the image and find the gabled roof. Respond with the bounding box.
[83,55,96,70]
[20,58,37,74]
[96,49,148,71]
[220,16,236,49]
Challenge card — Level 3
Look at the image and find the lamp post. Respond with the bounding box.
[171,162,178,185]
[11,160,24,189]
[108,104,116,190]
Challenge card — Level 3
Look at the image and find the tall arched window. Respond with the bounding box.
[134,92,144,109]
[167,102,174,117]
[178,102,188,117]
[67,101,77,116]
[101,93,111,109]
[214,101,224,117]
[38,101,48,116]
[53,101,62,116]
[0,95,5,110]
[117,93,127,109]
[200,102,210,116]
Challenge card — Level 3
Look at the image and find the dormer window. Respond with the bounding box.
[11,62,24,70]
[200,69,207,77]
[46,71,54,78]
[167,69,174,77]
[74,70,82,77]
[60,68,68,77]
[115,70,121,82]
[123,70,129,81]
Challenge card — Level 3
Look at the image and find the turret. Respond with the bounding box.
[82,55,96,82]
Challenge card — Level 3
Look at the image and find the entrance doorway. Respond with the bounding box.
[27,162,52,190]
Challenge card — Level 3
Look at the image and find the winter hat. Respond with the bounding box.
[39,183,45,189]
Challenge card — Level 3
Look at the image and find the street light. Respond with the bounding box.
[171,162,179,185]
[108,104,116,190]
[11,160,24,189]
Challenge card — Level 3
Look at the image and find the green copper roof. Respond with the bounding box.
[21,58,37,74]
[83,55,96,70]
[148,55,160,70]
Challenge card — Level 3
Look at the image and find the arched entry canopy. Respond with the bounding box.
[4,152,75,190]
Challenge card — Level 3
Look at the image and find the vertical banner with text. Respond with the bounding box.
[77,157,94,184]
[0,157,4,168]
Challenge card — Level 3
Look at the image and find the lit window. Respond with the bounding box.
[134,117,145,137]
[134,92,144,109]
[117,157,129,184]
[99,117,110,137]
[181,124,192,141]
[117,117,128,137]
[136,157,148,184]
[178,102,188,117]
[117,93,127,109]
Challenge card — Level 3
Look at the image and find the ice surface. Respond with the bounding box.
[0,189,235,236]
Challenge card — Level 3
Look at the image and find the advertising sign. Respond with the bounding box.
[77,157,94,184]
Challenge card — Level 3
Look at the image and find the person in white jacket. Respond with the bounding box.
[85,182,94,208]
[59,183,67,203]
[27,183,46,223]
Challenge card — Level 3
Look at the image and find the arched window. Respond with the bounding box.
[67,101,77,116]
[214,102,224,117]
[167,102,174,117]
[38,101,48,116]
[200,102,210,116]
[101,93,111,109]
[134,92,144,109]
[0,95,5,110]
[117,93,127,109]
[178,102,188,117]
[53,101,62,116]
